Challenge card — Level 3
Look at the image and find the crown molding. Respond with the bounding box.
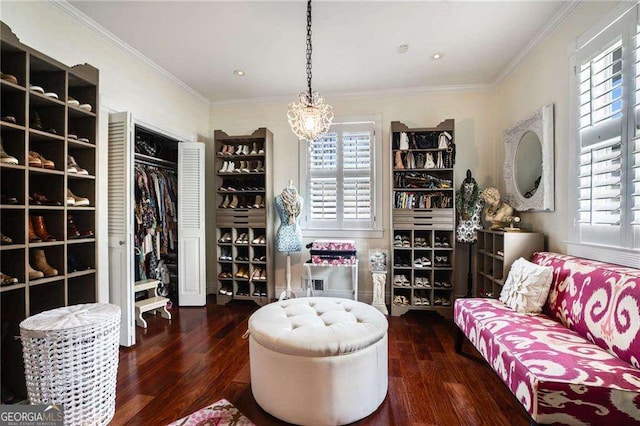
[493,0,581,85]
[210,83,493,107]
[48,0,210,105]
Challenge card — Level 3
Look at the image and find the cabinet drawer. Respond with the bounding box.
[393,208,454,229]
[216,209,266,227]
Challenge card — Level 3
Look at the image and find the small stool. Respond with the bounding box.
[19,303,120,426]
[248,297,388,425]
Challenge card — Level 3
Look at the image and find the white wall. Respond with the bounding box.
[211,91,497,301]
[1,1,211,302]
[493,1,618,252]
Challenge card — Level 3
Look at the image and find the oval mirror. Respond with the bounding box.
[515,131,542,198]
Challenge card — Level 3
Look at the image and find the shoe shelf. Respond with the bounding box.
[214,129,273,306]
[475,229,544,298]
[390,120,457,317]
[0,23,99,401]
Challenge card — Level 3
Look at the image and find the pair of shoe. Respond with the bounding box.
[252,283,267,297]
[434,295,451,306]
[29,249,58,279]
[29,216,56,242]
[219,144,252,156]
[219,285,232,296]
[414,291,430,306]
[68,254,90,272]
[218,179,264,192]
[1,194,18,204]
[67,215,94,239]
[218,270,233,279]
[67,189,90,206]
[414,257,431,267]
[394,256,410,267]
[393,235,410,247]
[1,272,18,286]
[0,144,18,165]
[30,84,58,99]
[30,192,61,206]
[219,195,265,209]
[252,255,267,262]
[218,232,232,243]
[236,284,250,297]
[235,233,249,244]
[67,156,88,175]
[235,255,249,261]
[29,151,55,169]
[434,256,450,267]
[414,237,429,248]
[415,277,430,288]
[393,275,410,287]
[251,235,266,245]
[434,281,452,288]
[235,267,250,279]
[218,248,232,261]
[67,97,92,112]
[250,268,267,281]
[434,237,450,248]
[1,232,13,244]
[1,72,19,85]
[393,295,410,306]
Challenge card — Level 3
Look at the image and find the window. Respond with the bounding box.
[300,118,382,236]
[569,3,640,263]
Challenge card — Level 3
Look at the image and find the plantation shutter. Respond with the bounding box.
[307,122,375,229]
[632,22,640,246]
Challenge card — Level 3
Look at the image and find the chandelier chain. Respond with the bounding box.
[306,0,313,98]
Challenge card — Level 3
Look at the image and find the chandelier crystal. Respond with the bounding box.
[287,0,333,142]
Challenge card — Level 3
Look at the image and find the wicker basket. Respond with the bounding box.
[19,303,120,426]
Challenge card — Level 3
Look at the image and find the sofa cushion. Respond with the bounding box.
[532,252,640,368]
[499,257,553,313]
[455,298,640,424]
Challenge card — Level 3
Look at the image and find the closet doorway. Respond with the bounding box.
[108,112,205,347]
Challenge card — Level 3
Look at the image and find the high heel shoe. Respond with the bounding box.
[228,195,239,209]
[250,143,258,155]
[219,161,229,173]
[252,195,263,209]
[240,161,250,173]
[254,161,263,172]
[235,145,244,155]
[219,195,230,208]
[226,161,235,172]
[407,151,415,169]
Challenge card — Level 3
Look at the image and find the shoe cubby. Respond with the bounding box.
[28,281,65,315]
[391,120,456,316]
[1,25,98,403]
[67,275,96,305]
[67,242,95,273]
[68,115,96,144]
[1,89,26,127]
[66,210,95,241]
[67,179,95,206]
[215,128,273,306]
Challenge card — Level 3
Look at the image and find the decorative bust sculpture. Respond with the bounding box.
[481,187,514,230]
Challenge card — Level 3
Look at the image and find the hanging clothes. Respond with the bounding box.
[134,163,178,280]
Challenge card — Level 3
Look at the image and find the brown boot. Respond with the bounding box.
[28,217,42,242]
[395,151,404,169]
[31,216,56,242]
[27,263,44,280]
[31,249,57,277]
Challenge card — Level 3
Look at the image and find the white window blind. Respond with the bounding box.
[306,122,375,230]
[571,4,640,251]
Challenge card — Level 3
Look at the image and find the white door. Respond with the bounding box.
[178,142,206,306]
[107,112,135,346]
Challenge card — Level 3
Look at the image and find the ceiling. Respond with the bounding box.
[68,1,568,103]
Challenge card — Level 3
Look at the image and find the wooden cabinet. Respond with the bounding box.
[214,129,273,305]
[0,23,98,401]
[390,120,456,316]
[476,229,544,298]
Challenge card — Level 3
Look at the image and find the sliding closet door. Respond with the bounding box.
[108,112,135,346]
[178,142,206,306]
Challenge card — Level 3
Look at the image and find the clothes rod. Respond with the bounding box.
[134,154,177,170]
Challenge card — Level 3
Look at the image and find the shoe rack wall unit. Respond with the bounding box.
[476,229,544,298]
[0,22,98,402]
[108,112,206,347]
[390,120,456,317]
[214,128,273,306]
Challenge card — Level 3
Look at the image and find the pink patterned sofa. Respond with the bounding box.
[454,252,640,425]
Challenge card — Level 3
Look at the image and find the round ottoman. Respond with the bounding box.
[248,297,388,425]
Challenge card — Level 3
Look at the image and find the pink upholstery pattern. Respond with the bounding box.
[455,298,640,424]
[532,252,640,367]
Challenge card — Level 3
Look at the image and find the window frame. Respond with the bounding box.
[567,2,640,267]
[299,114,383,239]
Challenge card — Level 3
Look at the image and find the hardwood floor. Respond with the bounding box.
[112,297,530,425]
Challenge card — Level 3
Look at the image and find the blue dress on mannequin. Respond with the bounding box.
[275,191,304,252]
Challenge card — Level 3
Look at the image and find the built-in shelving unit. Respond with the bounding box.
[0,22,98,402]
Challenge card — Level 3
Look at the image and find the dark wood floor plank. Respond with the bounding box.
[112,297,530,425]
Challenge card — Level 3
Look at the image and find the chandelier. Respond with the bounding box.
[287,0,334,142]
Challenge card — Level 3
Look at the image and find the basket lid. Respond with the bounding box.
[20,303,120,332]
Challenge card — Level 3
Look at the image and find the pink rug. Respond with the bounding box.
[167,399,255,426]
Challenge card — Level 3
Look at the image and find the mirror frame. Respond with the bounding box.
[503,104,555,211]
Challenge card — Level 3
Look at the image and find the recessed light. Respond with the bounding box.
[234,69,245,76]
[397,44,409,54]
[432,52,444,60]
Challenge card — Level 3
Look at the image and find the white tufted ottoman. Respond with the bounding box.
[248,297,388,426]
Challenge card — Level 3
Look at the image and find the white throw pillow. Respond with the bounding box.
[499,257,553,313]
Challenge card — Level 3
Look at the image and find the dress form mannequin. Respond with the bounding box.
[455,170,484,297]
[275,181,304,300]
